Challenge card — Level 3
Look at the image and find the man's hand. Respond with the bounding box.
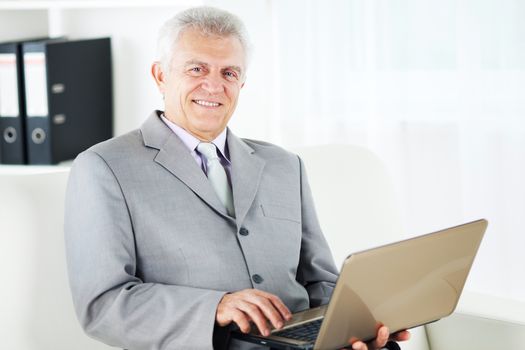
[216,289,292,336]
[348,326,411,350]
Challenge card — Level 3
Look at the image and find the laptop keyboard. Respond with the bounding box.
[272,318,323,342]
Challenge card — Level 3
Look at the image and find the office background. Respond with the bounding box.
[0,0,523,323]
[211,0,525,305]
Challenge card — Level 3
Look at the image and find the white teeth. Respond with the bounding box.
[194,100,220,107]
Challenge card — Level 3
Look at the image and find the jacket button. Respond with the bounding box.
[252,274,264,284]
[239,227,249,236]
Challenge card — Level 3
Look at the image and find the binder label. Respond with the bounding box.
[0,53,19,118]
[23,52,49,117]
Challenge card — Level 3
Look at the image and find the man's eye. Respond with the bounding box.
[191,67,202,72]
[224,71,237,79]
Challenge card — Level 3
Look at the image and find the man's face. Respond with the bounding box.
[152,28,246,141]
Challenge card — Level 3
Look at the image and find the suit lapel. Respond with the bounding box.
[227,130,266,226]
[141,111,231,219]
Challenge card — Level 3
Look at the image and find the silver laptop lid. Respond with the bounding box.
[314,219,488,350]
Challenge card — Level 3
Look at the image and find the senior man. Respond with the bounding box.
[65,6,409,350]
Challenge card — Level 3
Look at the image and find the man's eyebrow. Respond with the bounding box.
[184,60,243,75]
[184,59,209,67]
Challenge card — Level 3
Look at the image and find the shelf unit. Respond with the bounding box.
[0,0,200,9]
[0,0,208,173]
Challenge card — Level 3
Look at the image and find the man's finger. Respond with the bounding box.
[268,294,293,320]
[369,326,389,349]
[348,327,408,350]
[351,340,367,350]
[236,300,270,336]
[390,330,411,342]
[244,294,286,329]
[231,309,251,333]
[252,289,292,320]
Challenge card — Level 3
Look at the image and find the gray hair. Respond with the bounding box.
[156,6,251,74]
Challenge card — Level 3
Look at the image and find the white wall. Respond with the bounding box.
[1,0,523,311]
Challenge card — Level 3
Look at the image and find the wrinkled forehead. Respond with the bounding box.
[172,28,246,70]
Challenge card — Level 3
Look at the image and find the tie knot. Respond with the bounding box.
[197,142,219,161]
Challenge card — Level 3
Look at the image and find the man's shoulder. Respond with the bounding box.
[77,128,146,163]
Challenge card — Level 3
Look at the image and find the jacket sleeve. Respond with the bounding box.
[295,156,339,308]
[64,150,227,350]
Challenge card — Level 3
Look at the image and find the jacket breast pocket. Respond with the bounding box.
[260,203,301,224]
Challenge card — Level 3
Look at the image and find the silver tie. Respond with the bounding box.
[196,142,235,217]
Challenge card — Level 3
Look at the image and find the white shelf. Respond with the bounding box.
[0,0,200,10]
[0,1,196,176]
[0,162,71,175]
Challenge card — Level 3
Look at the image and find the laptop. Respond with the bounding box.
[231,219,488,350]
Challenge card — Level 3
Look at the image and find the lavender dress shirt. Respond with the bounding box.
[160,114,232,184]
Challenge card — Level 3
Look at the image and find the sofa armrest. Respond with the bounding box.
[425,291,525,350]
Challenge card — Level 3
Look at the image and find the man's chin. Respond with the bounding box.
[193,115,228,127]
[188,123,227,140]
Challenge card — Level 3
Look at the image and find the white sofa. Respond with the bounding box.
[295,144,525,350]
[294,145,429,350]
[0,144,523,349]
[0,168,110,350]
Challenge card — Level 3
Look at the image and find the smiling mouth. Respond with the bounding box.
[193,99,222,108]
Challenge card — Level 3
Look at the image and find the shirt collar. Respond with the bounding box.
[160,114,230,162]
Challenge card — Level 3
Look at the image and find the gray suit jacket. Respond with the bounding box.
[64,111,338,350]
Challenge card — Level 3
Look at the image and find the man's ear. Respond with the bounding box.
[151,61,166,94]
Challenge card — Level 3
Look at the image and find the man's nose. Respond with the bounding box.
[201,74,224,95]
